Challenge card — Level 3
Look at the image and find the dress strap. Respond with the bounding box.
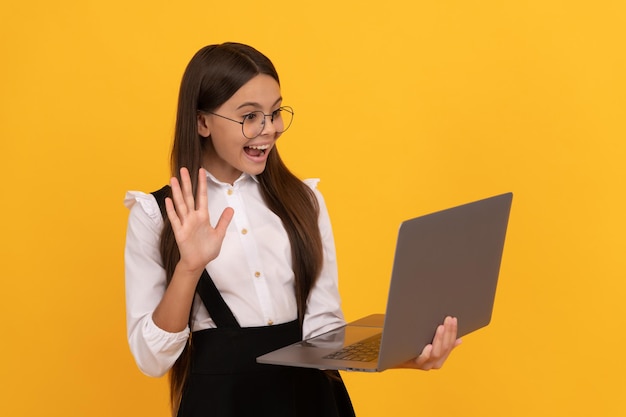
[151,185,170,219]
[196,270,240,328]
[151,185,240,329]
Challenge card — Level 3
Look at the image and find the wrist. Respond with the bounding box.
[167,262,205,295]
[174,259,207,280]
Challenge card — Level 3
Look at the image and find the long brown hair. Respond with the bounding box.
[160,42,323,416]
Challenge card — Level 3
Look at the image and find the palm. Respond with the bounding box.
[165,167,234,274]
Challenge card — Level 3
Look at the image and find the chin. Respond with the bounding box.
[248,165,268,176]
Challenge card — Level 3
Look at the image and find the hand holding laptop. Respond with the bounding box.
[257,193,512,373]
[396,316,462,370]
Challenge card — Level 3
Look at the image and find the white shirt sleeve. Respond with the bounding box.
[301,180,346,339]
[124,191,190,377]
[123,179,345,374]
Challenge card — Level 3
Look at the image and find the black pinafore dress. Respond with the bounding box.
[151,187,356,417]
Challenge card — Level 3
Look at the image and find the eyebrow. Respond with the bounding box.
[236,97,283,110]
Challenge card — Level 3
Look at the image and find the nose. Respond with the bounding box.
[260,114,278,136]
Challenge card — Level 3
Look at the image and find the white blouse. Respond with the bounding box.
[124,171,345,377]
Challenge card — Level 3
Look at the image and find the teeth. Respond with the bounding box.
[247,144,270,150]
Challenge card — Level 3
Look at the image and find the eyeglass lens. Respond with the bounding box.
[242,107,293,139]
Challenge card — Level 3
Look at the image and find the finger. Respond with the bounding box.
[415,344,434,370]
[429,323,446,359]
[179,167,195,211]
[443,317,459,350]
[164,197,182,230]
[169,176,188,217]
[431,317,458,368]
[434,317,456,353]
[214,207,234,239]
[196,168,208,212]
[437,317,454,353]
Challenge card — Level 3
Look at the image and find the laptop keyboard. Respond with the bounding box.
[323,334,382,362]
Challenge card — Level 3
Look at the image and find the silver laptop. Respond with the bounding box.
[257,192,513,372]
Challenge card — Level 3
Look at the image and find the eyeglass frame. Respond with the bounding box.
[206,106,294,139]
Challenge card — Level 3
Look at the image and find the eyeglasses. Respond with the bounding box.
[209,106,294,139]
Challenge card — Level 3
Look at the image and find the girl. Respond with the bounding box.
[124,42,459,417]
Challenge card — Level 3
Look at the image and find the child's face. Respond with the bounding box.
[199,74,283,184]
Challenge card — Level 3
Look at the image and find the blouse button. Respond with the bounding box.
[227,189,233,195]
[267,320,274,325]
[254,271,261,278]
[241,228,248,235]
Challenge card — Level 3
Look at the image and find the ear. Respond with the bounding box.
[197,113,211,138]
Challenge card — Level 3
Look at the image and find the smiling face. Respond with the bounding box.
[198,74,283,184]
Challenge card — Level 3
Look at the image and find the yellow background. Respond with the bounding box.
[1,1,624,416]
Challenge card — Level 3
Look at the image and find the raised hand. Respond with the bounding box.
[165,167,234,275]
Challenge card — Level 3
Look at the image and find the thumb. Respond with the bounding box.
[214,207,234,238]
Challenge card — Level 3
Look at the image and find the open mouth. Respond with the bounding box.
[244,144,270,157]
